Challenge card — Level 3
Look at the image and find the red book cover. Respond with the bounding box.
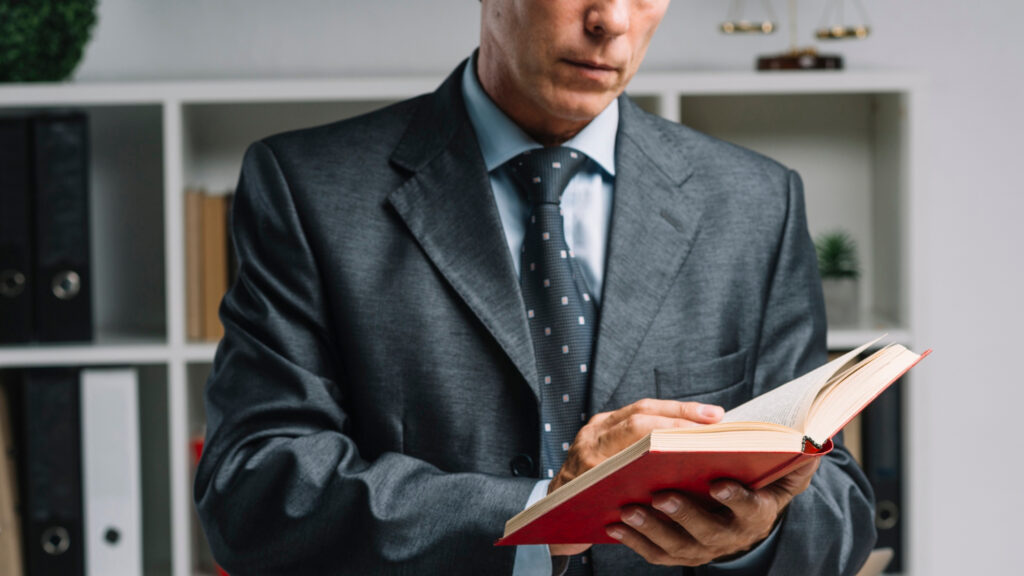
[496,440,832,546]
[498,347,930,546]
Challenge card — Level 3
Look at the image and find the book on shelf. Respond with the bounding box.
[0,113,93,345]
[81,368,143,576]
[185,188,238,342]
[18,368,86,575]
[0,378,24,576]
[201,192,228,342]
[1,368,144,576]
[498,337,929,546]
[0,118,33,344]
[32,114,93,343]
[185,189,205,342]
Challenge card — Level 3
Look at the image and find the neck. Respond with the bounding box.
[475,56,590,147]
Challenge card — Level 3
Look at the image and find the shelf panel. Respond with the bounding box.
[182,342,219,362]
[631,70,924,96]
[0,331,169,367]
[827,315,911,351]
[0,71,924,109]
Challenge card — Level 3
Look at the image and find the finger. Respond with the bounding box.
[781,458,820,488]
[605,399,724,428]
[620,505,698,557]
[587,411,614,426]
[605,522,677,567]
[598,414,708,455]
[763,458,820,504]
[651,491,729,547]
[709,480,769,522]
[765,457,819,494]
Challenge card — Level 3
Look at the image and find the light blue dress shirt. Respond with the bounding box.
[461,56,616,305]
[460,54,778,576]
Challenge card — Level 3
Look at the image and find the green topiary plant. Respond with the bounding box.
[0,0,98,82]
[815,230,860,279]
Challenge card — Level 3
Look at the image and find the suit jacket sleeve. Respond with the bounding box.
[702,169,877,576]
[193,141,536,574]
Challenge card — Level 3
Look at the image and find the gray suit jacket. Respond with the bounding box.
[194,60,876,575]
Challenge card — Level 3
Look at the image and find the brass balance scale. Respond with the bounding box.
[719,0,872,70]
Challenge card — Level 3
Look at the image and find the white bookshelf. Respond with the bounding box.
[0,70,926,576]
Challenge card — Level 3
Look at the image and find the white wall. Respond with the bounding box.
[76,1,1024,573]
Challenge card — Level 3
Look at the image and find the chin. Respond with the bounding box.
[543,89,617,123]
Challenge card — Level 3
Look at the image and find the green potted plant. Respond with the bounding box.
[815,230,860,327]
[0,0,99,82]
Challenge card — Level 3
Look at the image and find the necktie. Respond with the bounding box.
[509,147,596,575]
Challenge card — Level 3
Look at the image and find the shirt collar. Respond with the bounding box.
[461,52,618,176]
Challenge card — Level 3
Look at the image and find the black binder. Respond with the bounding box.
[17,368,85,576]
[862,378,904,572]
[31,113,93,342]
[0,118,33,343]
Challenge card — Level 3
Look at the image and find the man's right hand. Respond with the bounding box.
[547,399,725,557]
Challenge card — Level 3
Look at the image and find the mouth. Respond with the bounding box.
[561,59,621,86]
[564,59,619,73]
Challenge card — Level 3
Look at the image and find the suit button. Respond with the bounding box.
[510,454,535,477]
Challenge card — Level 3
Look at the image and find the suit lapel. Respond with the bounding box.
[589,97,704,413]
[386,74,707,411]
[387,62,540,401]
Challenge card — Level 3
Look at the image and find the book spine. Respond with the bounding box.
[185,189,204,341]
[201,194,228,341]
[19,368,85,576]
[0,117,34,343]
[747,439,833,491]
[31,113,93,343]
[0,377,25,576]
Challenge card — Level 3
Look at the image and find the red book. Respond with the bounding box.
[498,339,929,546]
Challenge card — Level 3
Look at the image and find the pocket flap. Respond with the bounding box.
[654,347,749,399]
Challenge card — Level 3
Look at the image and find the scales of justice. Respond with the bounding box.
[720,0,872,70]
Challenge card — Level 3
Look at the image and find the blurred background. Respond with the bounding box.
[1,1,1021,575]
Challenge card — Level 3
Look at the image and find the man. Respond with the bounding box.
[194,1,876,574]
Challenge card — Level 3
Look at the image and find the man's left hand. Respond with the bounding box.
[605,458,820,567]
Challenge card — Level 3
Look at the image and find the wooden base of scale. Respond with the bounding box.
[757,48,843,71]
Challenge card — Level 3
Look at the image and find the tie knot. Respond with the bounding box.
[508,147,589,205]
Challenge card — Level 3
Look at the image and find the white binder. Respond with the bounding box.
[81,368,142,576]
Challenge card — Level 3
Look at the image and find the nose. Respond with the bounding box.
[585,0,630,38]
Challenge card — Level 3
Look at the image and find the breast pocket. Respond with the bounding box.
[654,347,750,406]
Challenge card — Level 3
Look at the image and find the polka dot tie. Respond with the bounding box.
[509,147,596,575]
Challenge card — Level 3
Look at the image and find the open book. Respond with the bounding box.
[497,338,929,546]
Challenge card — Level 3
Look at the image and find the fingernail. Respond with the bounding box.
[607,527,624,540]
[654,496,681,515]
[623,509,645,527]
[714,485,735,501]
[700,405,723,419]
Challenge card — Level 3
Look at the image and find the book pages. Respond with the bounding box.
[722,337,881,430]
